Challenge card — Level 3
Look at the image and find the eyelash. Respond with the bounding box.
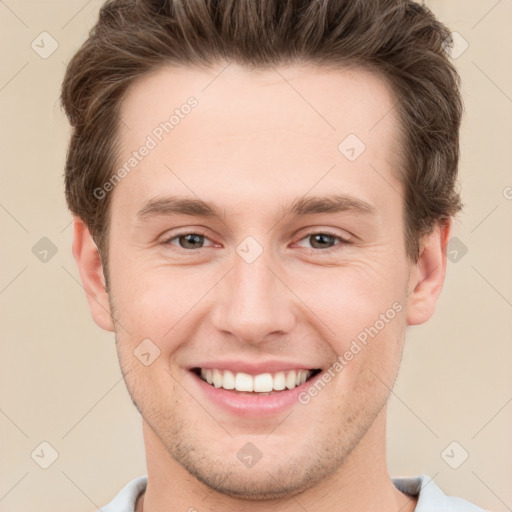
[295,231,352,253]
[162,230,351,254]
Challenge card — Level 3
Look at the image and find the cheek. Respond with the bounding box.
[111,263,213,339]
[110,245,408,360]
[293,261,408,397]
[294,261,406,348]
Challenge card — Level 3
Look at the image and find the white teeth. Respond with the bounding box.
[235,372,253,392]
[223,370,235,390]
[201,368,214,385]
[285,371,296,390]
[212,369,223,388]
[273,371,286,390]
[254,373,273,392]
[198,368,314,392]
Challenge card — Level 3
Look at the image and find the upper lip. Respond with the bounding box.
[189,360,322,375]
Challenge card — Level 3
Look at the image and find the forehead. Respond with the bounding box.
[114,62,402,217]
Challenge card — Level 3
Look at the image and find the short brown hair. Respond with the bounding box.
[61,0,463,269]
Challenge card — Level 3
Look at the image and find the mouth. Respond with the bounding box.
[191,367,322,395]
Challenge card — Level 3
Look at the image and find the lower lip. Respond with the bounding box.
[189,370,322,417]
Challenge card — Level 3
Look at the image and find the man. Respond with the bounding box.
[61,0,485,510]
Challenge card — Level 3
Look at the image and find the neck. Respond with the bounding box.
[137,408,417,512]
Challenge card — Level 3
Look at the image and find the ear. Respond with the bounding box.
[72,217,115,332]
[406,219,452,326]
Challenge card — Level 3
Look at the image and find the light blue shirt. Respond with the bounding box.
[100,474,486,511]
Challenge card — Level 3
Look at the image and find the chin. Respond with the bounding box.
[178,457,331,500]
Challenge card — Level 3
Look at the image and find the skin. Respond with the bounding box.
[72,62,451,512]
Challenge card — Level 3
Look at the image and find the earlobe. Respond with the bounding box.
[406,219,452,326]
[72,218,115,332]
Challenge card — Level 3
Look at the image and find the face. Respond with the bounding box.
[76,62,446,500]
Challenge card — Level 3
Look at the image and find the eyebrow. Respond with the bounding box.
[135,193,377,222]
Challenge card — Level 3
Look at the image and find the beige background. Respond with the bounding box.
[1,0,511,510]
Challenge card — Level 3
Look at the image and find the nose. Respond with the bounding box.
[210,246,296,344]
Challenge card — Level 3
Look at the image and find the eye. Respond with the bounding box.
[161,230,351,253]
[163,232,215,250]
[296,231,351,251]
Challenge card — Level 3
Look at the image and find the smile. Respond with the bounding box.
[193,368,322,394]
